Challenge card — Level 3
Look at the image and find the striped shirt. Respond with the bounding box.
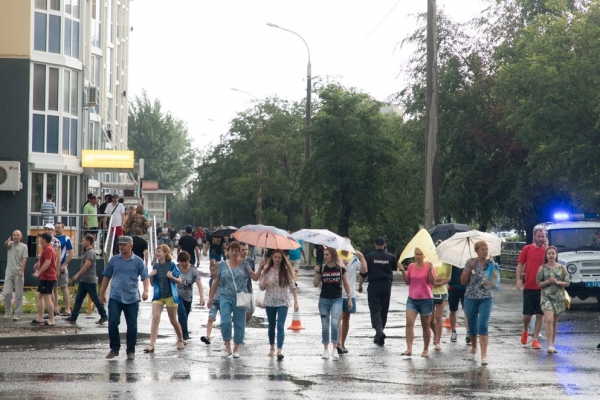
[40,201,56,224]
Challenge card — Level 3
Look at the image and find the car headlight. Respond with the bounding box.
[566,264,577,274]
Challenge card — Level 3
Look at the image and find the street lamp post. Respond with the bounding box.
[231,88,263,225]
[266,22,312,229]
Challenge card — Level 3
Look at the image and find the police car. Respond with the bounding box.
[536,213,600,301]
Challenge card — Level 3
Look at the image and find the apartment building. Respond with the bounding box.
[0,0,135,263]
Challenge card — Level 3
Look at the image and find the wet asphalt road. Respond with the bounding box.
[1,257,600,399]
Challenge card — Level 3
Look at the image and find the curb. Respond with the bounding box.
[0,331,151,347]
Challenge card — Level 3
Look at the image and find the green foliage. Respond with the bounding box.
[128,91,196,192]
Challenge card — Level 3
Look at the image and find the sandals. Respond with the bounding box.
[177,341,184,350]
[401,350,412,356]
[268,349,275,357]
[144,345,155,353]
[421,350,429,358]
[44,321,55,326]
[434,344,441,351]
[59,312,71,317]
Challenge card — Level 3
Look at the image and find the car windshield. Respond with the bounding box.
[549,228,600,252]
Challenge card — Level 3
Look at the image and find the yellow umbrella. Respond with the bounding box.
[398,228,440,267]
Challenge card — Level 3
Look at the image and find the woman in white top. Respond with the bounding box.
[259,249,299,360]
[338,250,366,354]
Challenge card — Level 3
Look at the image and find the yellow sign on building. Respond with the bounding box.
[82,150,135,168]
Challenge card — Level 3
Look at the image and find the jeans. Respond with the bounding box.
[3,272,24,317]
[71,282,107,319]
[108,298,139,354]
[177,299,192,340]
[265,306,289,349]
[464,297,493,336]
[318,297,343,344]
[219,295,247,344]
[367,280,392,330]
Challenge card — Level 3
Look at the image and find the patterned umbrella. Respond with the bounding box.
[292,229,355,252]
[232,224,300,250]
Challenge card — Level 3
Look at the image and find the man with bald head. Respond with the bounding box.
[4,230,28,320]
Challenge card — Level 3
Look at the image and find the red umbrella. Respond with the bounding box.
[232,224,300,250]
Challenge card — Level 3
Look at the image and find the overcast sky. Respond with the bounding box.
[128,0,487,151]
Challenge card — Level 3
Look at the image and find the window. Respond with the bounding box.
[107,47,112,93]
[31,172,58,226]
[91,0,102,48]
[64,0,80,59]
[31,172,78,227]
[32,64,79,155]
[61,174,78,214]
[34,1,61,54]
[88,121,100,150]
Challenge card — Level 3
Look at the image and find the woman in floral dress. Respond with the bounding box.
[536,246,570,354]
[259,249,299,360]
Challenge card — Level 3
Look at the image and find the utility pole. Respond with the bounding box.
[424,0,439,229]
[303,62,312,229]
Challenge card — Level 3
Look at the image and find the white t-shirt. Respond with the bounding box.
[343,256,359,299]
[104,202,125,227]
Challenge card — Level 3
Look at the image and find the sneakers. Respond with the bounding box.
[4,313,10,319]
[521,331,528,345]
[96,316,108,324]
[105,350,119,359]
[450,331,458,342]
[232,352,240,359]
[331,350,339,360]
[12,316,20,321]
[481,358,489,365]
[221,351,232,358]
[64,316,77,322]
[127,353,135,360]
[374,329,386,346]
[321,350,330,360]
[201,336,211,345]
[532,340,542,349]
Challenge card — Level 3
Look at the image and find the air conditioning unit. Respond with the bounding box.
[0,161,23,191]
[87,86,99,106]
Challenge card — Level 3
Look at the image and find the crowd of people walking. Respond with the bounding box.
[1,211,574,364]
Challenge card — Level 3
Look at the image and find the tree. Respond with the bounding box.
[128,91,196,192]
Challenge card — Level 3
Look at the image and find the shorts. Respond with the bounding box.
[433,293,448,304]
[406,297,433,317]
[112,226,123,237]
[152,296,178,308]
[448,288,465,312]
[342,297,356,314]
[85,228,98,236]
[57,269,69,288]
[208,300,220,319]
[38,280,56,294]
[523,289,543,315]
[210,254,222,262]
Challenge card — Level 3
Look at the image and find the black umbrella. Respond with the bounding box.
[429,223,472,243]
[211,226,238,238]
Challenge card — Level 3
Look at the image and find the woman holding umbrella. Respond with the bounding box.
[313,248,353,360]
[398,247,436,357]
[207,241,262,358]
[460,241,499,365]
[259,249,299,360]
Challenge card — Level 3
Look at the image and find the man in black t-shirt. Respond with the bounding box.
[178,225,201,266]
[131,228,148,265]
[203,233,224,262]
[359,236,396,346]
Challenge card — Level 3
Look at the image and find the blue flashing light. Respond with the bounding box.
[553,212,570,221]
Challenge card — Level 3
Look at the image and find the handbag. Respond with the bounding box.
[255,289,266,309]
[227,261,254,313]
[563,289,571,309]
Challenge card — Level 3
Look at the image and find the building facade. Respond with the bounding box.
[0,0,133,268]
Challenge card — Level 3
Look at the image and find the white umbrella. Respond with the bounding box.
[435,230,502,268]
[292,229,355,253]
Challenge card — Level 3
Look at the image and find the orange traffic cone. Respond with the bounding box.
[443,317,458,329]
[287,311,305,330]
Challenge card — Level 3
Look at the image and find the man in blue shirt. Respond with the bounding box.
[54,222,73,316]
[100,236,149,360]
[288,238,306,277]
